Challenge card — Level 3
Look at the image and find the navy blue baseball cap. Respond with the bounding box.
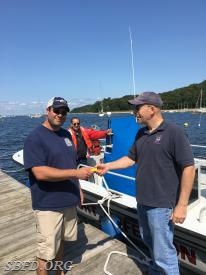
[47,97,70,112]
[128,92,163,108]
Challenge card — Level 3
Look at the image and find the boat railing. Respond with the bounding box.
[191,144,206,149]
[78,163,135,195]
[191,144,206,160]
[197,163,206,199]
[105,170,135,181]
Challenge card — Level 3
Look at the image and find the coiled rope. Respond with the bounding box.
[82,192,150,275]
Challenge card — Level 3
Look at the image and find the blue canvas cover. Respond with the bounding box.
[104,115,140,196]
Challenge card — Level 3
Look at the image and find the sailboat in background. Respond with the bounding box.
[98,81,105,117]
[98,99,105,117]
[196,88,204,127]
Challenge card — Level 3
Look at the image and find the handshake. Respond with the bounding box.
[90,164,108,176]
[90,167,99,173]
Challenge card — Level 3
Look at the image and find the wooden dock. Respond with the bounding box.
[0,171,146,275]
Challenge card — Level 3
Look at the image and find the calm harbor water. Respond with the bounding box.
[0,112,206,185]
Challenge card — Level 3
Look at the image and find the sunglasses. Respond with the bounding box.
[72,122,80,126]
[133,104,148,112]
[53,108,67,116]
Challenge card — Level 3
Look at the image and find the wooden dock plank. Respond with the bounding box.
[0,171,145,275]
[66,223,146,275]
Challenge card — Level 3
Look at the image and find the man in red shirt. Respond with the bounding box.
[68,117,112,165]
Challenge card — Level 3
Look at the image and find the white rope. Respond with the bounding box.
[82,193,150,275]
[102,177,110,190]
[104,251,147,275]
[99,202,150,262]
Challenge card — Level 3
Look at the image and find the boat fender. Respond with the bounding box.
[198,206,206,223]
[101,216,122,239]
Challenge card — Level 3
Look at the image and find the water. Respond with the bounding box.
[0,112,206,185]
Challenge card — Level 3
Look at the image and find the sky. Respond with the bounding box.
[0,0,206,115]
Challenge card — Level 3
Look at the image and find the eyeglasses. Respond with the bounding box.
[53,108,67,116]
[72,122,80,126]
[134,104,149,112]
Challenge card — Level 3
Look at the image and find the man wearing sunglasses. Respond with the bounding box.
[97,92,195,275]
[24,97,93,275]
[69,117,112,165]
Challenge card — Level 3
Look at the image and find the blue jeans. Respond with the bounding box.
[137,204,179,275]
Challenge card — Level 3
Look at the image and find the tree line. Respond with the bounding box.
[71,80,206,113]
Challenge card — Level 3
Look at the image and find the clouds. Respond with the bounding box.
[0,101,44,116]
[0,97,95,115]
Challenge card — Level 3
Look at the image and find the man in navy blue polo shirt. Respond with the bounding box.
[24,97,93,275]
[97,92,195,275]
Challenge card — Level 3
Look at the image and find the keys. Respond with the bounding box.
[90,167,98,173]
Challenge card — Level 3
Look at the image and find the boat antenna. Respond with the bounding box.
[129,26,136,99]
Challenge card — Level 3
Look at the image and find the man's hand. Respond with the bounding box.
[171,204,187,224]
[96,163,110,176]
[76,167,93,180]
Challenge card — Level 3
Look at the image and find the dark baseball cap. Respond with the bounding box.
[128,92,163,108]
[47,97,70,112]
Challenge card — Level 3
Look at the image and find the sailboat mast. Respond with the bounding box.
[200,88,203,110]
[198,88,203,127]
[129,26,136,99]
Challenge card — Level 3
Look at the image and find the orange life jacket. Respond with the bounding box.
[68,127,93,150]
[68,127,102,156]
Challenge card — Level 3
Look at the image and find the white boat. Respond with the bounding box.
[98,112,105,117]
[29,113,43,118]
[12,150,24,165]
[12,116,206,274]
[99,95,105,117]
[98,100,105,117]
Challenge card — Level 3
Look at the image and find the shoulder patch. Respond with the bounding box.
[64,138,73,147]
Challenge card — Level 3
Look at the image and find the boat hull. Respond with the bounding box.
[78,187,206,275]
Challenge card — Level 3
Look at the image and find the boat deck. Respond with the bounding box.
[0,171,145,275]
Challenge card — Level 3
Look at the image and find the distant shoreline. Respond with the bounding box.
[70,111,132,115]
[70,108,206,114]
